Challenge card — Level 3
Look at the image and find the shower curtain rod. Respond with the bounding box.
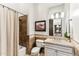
[0,4,26,16]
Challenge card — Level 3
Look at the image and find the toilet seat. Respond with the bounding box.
[31,47,41,56]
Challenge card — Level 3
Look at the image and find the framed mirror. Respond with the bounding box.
[53,19,62,36]
[49,12,64,37]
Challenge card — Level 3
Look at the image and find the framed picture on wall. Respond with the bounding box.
[35,20,46,31]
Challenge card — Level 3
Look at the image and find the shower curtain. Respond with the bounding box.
[0,5,19,56]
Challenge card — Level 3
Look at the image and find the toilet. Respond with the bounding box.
[31,39,44,56]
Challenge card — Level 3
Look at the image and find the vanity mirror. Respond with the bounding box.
[48,4,72,38]
[49,12,63,36]
[53,18,62,36]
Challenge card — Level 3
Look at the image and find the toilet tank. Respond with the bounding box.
[36,39,44,47]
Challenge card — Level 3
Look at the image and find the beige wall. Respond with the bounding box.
[70,3,79,43]
[35,3,70,37]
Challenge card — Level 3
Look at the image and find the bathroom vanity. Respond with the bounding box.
[45,38,75,56]
[34,34,79,56]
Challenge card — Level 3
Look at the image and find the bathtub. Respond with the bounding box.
[18,45,26,56]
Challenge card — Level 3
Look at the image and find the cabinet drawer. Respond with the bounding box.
[45,43,74,54]
[45,48,56,56]
[57,51,73,56]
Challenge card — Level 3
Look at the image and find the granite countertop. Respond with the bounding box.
[45,38,74,47]
[35,34,74,47]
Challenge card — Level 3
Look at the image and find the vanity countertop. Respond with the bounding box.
[45,38,74,47]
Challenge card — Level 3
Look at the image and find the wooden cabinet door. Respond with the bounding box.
[19,15,28,47]
[45,43,74,56]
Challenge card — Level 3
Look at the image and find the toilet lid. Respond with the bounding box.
[31,47,40,53]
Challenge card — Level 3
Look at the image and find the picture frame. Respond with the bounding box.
[35,20,46,31]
